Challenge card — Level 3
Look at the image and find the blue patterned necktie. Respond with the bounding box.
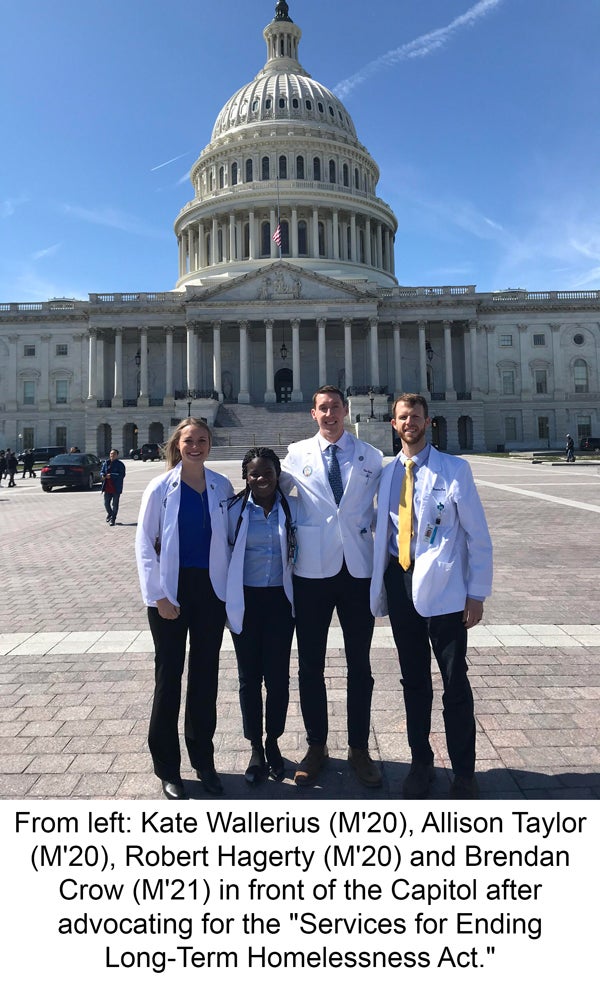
[326,443,343,505]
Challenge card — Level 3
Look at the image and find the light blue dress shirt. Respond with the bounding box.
[242,493,285,587]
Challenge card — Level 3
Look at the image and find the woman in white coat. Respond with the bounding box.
[226,448,297,783]
[135,419,233,801]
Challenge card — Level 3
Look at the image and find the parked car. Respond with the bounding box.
[18,445,66,464]
[40,453,102,492]
[579,437,600,452]
[129,442,162,461]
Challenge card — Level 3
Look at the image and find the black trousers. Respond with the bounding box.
[147,567,226,779]
[103,491,121,520]
[231,586,294,743]
[293,563,374,749]
[384,559,475,777]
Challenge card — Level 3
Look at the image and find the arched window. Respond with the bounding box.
[343,163,349,187]
[243,223,250,259]
[292,97,299,109]
[206,232,212,264]
[245,158,253,182]
[298,220,308,255]
[218,166,224,189]
[278,97,286,109]
[261,221,271,256]
[217,228,223,262]
[574,358,589,393]
[261,156,270,180]
[296,155,305,179]
[208,170,214,191]
[329,159,336,183]
[280,220,290,255]
[279,155,287,179]
[354,167,360,189]
[313,157,321,181]
[319,221,326,257]
[231,162,238,185]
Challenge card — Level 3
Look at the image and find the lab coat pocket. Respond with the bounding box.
[294,526,322,576]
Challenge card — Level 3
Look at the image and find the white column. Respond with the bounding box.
[550,323,564,398]
[211,218,218,265]
[186,324,197,391]
[188,227,196,271]
[443,320,456,398]
[469,320,479,394]
[238,320,250,403]
[365,218,372,266]
[39,334,51,410]
[229,214,236,262]
[164,327,174,405]
[138,326,149,407]
[344,318,353,393]
[392,322,402,394]
[312,207,319,257]
[291,318,303,401]
[369,317,380,387]
[198,222,206,268]
[87,329,97,400]
[332,210,339,259]
[291,208,298,258]
[264,319,276,403]
[418,320,429,395]
[317,317,327,386]
[113,327,123,406]
[7,334,18,409]
[212,321,223,401]
[248,210,256,259]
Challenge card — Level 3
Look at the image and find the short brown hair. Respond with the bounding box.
[392,392,429,418]
[164,417,212,469]
[312,384,347,408]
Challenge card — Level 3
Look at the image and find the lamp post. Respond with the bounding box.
[186,391,193,418]
[134,349,141,397]
[368,388,375,419]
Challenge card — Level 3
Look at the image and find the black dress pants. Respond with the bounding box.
[293,563,375,749]
[384,559,475,778]
[147,567,226,779]
[231,586,294,742]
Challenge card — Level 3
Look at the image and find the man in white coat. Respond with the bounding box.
[281,385,383,787]
[370,394,493,799]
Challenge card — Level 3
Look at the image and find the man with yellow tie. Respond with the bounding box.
[370,394,493,799]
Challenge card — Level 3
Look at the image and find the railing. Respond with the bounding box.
[97,399,112,408]
[347,385,388,396]
[174,389,218,400]
[456,391,472,401]
[89,292,174,304]
[149,398,163,407]
[430,392,446,401]
[487,289,600,302]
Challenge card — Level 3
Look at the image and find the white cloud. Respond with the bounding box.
[334,0,504,99]
[32,243,62,261]
[1,196,29,219]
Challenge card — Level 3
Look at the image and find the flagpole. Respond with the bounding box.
[275,166,282,259]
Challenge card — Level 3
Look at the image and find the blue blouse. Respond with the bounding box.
[178,482,211,568]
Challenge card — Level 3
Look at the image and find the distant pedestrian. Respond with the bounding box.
[6,451,18,487]
[21,449,36,478]
[565,434,575,462]
[100,449,126,525]
[0,451,6,486]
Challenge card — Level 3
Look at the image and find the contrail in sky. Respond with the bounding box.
[333,0,504,99]
[151,152,190,172]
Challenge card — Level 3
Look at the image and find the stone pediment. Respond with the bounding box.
[185,261,377,305]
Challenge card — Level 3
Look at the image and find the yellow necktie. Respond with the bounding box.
[398,459,415,571]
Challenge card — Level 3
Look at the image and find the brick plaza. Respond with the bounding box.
[1,455,599,800]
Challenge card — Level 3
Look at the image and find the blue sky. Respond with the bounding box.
[2,0,599,300]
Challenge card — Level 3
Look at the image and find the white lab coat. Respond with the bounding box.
[135,462,233,607]
[281,433,382,578]
[225,493,297,634]
[370,446,493,618]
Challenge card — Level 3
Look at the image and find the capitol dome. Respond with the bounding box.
[174,0,398,288]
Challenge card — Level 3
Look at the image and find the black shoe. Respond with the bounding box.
[105,515,111,523]
[161,778,187,800]
[294,744,328,786]
[109,518,116,526]
[449,775,479,799]
[265,737,285,781]
[245,744,267,784]
[196,768,224,795]
[402,761,435,798]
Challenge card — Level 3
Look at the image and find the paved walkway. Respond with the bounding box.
[1,455,599,800]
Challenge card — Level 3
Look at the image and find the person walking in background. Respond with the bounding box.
[135,418,233,801]
[6,450,18,487]
[100,449,126,525]
[280,385,383,789]
[226,447,297,784]
[0,450,6,486]
[565,434,576,462]
[21,449,35,478]
[371,394,493,800]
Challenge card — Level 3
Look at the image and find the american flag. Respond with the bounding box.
[272,223,282,247]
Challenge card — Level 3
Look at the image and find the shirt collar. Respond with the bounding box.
[400,442,431,469]
[317,430,351,454]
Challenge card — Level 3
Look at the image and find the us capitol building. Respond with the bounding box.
[1,1,598,455]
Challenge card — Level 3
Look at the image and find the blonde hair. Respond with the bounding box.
[164,417,212,469]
